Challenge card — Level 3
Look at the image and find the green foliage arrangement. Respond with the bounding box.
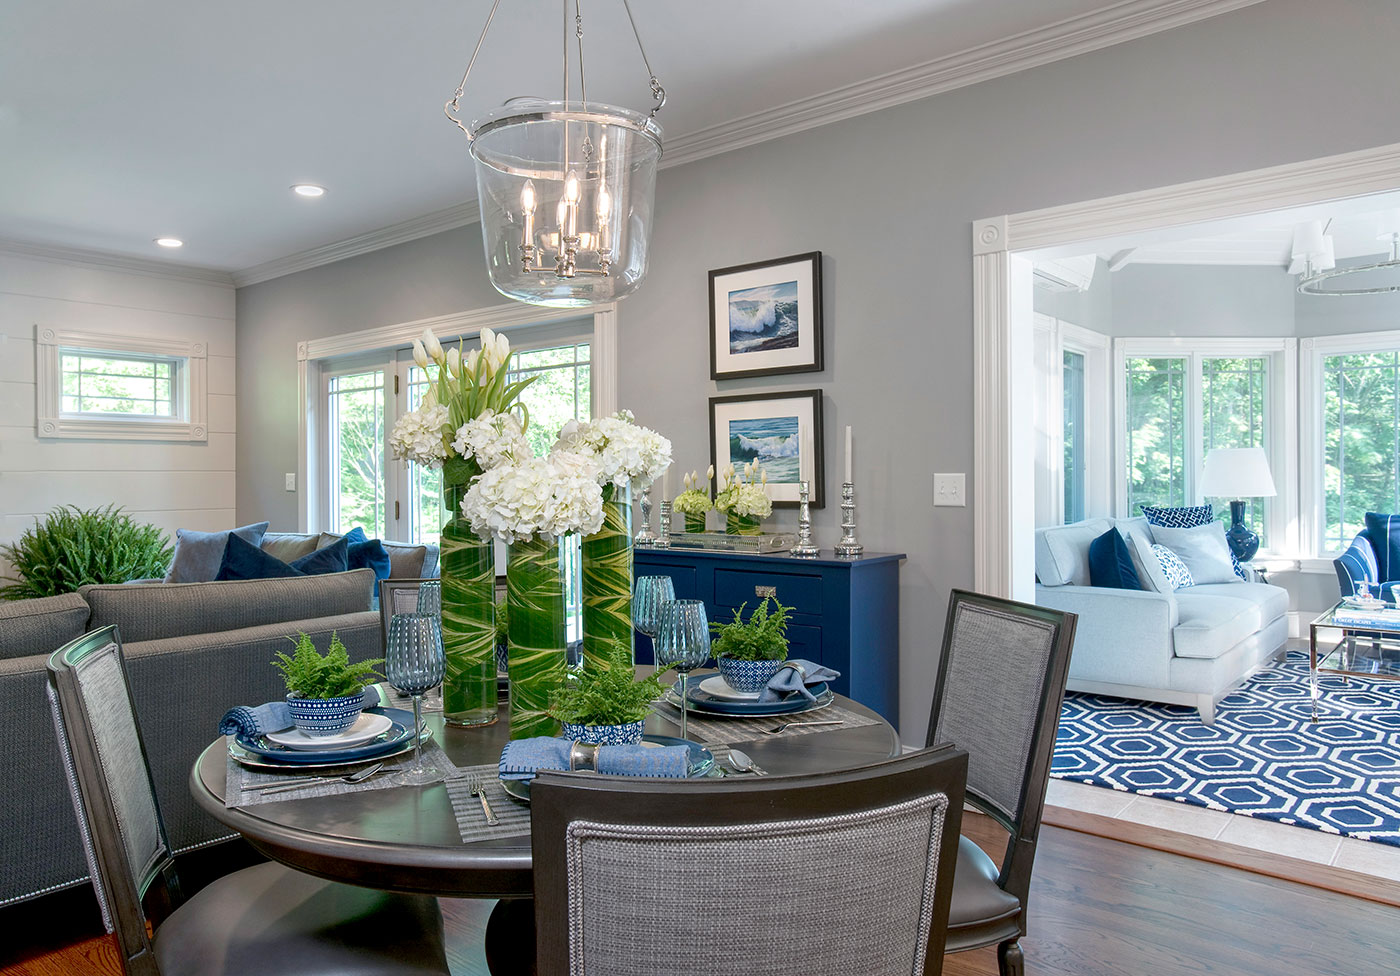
[548,639,666,726]
[273,632,385,700]
[0,505,173,600]
[710,598,791,661]
[494,594,509,645]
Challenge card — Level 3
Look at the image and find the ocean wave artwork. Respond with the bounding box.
[728,280,799,356]
[728,415,801,482]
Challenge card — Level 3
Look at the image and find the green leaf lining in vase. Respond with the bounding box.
[581,483,634,670]
[506,536,568,739]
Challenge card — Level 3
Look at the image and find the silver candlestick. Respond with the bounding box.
[635,484,656,546]
[790,480,820,557]
[656,500,673,549]
[833,482,864,558]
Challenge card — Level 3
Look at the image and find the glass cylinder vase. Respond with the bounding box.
[439,484,498,727]
[684,512,707,533]
[581,483,633,670]
[727,512,762,536]
[506,535,567,739]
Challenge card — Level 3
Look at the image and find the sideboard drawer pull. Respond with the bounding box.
[754,585,777,599]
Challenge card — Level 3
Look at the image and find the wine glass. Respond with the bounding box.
[386,612,445,786]
[631,575,676,646]
[415,581,444,710]
[655,599,711,741]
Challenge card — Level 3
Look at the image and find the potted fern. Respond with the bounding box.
[273,633,385,736]
[710,597,792,694]
[548,639,666,745]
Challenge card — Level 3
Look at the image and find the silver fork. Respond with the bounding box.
[469,776,500,826]
[762,720,845,735]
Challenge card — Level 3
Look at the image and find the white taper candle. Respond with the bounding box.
[844,426,853,484]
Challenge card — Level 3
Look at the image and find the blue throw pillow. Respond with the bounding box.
[165,521,270,583]
[291,536,350,576]
[1363,513,1400,583]
[340,525,392,581]
[1088,527,1142,590]
[1142,504,1247,581]
[1151,544,1194,590]
[216,533,304,581]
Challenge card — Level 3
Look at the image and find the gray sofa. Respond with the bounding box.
[0,532,439,907]
[1034,516,1288,724]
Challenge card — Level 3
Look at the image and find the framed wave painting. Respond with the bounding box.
[709,390,824,508]
[709,251,823,380]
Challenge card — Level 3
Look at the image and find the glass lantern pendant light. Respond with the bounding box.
[445,0,665,308]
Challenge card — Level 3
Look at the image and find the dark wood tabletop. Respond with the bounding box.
[189,683,901,900]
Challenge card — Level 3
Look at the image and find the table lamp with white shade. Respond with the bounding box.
[1200,447,1277,562]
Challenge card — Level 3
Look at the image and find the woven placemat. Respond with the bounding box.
[226,739,457,808]
[445,764,534,843]
[651,697,883,746]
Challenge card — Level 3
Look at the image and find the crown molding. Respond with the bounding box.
[232,0,1263,289]
[0,239,234,288]
[232,200,482,287]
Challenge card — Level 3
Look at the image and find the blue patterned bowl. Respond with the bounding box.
[561,719,646,746]
[285,691,367,737]
[716,657,786,694]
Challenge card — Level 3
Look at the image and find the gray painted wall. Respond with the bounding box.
[237,0,1400,742]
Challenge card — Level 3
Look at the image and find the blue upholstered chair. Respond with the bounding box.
[1334,514,1400,604]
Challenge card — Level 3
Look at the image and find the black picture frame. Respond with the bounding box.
[709,251,823,380]
[709,389,824,509]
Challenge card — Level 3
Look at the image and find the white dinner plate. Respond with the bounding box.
[265,712,393,751]
[696,675,761,701]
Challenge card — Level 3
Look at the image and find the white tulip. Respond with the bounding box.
[761,470,768,484]
[465,348,480,375]
[412,339,429,370]
[421,328,443,364]
[707,464,715,485]
[445,345,462,377]
[493,332,511,368]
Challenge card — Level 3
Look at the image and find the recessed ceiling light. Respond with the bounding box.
[291,184,327,198]
[154,237,183,248]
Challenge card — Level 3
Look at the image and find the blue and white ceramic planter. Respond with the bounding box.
[716,657,786,694]
[285,690,367,737]
[561,719,646,746]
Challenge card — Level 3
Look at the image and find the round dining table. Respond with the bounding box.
[190,682,900,972]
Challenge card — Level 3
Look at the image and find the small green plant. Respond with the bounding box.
[494,594,509,645]
[548,639,666,726]
[273,632,384,700]
[0,505,173,600]
[709,598,791,661]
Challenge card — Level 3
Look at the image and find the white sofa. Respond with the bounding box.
[1034,516,1288,724]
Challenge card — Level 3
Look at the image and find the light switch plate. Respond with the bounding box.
[285,473,296,492]
[934,473,965,507]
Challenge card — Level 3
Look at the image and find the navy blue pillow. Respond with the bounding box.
[341,526,392,581]
[291,536,350,576]
[1088,527,1142,590]
[216,533,304,581]
[1364,512,1400,582]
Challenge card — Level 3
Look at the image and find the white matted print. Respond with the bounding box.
[709,252,823,380]
[709,389,824,508]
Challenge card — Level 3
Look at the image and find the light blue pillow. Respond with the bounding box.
[1150,522,1238,585]
[1151,544,1194,590]
[164,521,270,583]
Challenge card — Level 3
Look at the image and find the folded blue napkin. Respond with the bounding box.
[218,701,293,737]
[498,737,690,782]
[759,659,841,703]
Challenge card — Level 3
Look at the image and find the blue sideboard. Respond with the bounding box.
[633,548,905,726]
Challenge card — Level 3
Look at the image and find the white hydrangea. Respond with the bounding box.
[461,454,604,544]
[552,410,672,490]
[388,404,449,467]
[729,482,773,518]
[451,410,531,471]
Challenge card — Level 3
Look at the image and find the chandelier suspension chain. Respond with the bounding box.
[621,0,665,116]
[575,0,588,109]
[444,0,504,136]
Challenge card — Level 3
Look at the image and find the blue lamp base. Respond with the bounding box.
[1224,499,1259,562]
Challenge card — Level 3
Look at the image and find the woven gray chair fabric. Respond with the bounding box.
[930,602,1054,824]
[533,748,968,976]
[926,590,1077,976]
[47,626,450,976]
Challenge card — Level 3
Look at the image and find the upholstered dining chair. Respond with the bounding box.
[925,589,1077,976]
[531,748,968,976]
[46,625,451,976]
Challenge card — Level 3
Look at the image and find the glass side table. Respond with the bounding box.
[1308,602,1400,722]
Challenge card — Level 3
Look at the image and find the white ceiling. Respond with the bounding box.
[0,0,1252,277]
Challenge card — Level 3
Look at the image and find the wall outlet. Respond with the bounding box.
[285,473,296,492]
[934,473,965,507]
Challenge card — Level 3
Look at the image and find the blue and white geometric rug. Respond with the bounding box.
[1053,650,1400,847]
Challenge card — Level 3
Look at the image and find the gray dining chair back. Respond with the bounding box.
[48,625,451,976]
[532,747,968,976]
[925,589,1077,976]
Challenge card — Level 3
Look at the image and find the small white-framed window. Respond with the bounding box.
[1034,315,1110,527]
[34,326,207,441]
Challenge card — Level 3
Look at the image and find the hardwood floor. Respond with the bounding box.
[7,813,1399,976]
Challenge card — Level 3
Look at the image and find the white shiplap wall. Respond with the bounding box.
[0,252,236,581]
